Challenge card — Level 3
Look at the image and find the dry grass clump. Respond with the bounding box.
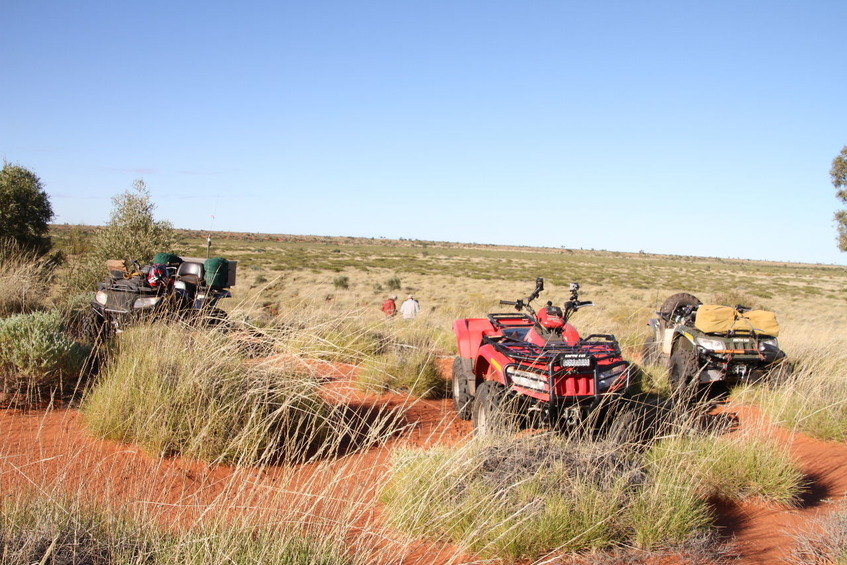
[0,239,55,316]
[736,334,847,442]
[790,502,847,565]
[82,321,333,465]
[382,396,805,561]
[646,431,805,506]
[273,306,394,363]
[0,310,90,407]
[0,490,360,565]
[357,347,445,399]
[382,432,709,560]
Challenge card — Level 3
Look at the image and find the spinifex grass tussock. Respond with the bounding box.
[736,334,847,442]
[274,304,393,363]
[646,430,805,505]
[0,490,362,565]
[381,432,713,560]
[0,238,55,316]
[0,491,159,565]
[0,310,90,407]
[82,321,333,464]
[357,347,445,399]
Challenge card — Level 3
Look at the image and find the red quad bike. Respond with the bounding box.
[452,278,634,434]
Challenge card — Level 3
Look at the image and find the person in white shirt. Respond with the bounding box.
[400,295,420,319]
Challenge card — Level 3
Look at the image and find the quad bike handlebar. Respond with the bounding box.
[500,278,594,325]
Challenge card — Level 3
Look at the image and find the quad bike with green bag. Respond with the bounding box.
[90,254,237,335]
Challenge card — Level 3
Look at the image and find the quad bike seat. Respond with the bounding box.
[176,261,204,286]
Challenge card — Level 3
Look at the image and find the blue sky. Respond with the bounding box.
[2,1,846,265]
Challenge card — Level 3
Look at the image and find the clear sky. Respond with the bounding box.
[2,1,846,265]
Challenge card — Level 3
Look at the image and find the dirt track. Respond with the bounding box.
[2,361,846,565]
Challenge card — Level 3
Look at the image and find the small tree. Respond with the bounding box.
[831,146,847,252]
[0,162,54,254]
[91,179,177,263]
[64,179,178,294]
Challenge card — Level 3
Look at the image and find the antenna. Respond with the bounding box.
[207,213,215,259]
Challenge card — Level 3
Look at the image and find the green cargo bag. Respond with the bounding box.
[204,257,229,289]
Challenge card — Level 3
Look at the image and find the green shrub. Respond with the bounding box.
[0,310,89,406]
[60,179,179,294]
[386,276,401,290]
[83,323,331,464]
[333,275,350,290]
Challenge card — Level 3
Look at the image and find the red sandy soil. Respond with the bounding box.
[2,359,847,565]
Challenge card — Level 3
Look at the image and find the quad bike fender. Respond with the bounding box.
[473,343,511,389]
[671,331,699,367]
[648,318,678,357]
[562,323,581,345]
[453,318,497,361]
[660,323,677,356]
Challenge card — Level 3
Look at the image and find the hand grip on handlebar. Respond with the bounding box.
[499,300,517,305]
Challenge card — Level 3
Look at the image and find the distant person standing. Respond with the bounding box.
[400,295,420,319]
[382,295,397,317]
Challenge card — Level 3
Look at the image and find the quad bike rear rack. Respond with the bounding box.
[483,333,622,365]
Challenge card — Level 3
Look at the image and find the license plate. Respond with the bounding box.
[560,355,591,367]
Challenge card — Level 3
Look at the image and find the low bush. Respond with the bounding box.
[0,310,90,406]
[790,503,847,565]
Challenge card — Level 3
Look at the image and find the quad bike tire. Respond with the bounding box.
[659,293,702,329]
[766,359,795,386]
[81,310,114,344]
[451,357,473,420]
[472,380,511,435]
[668,348,699,395]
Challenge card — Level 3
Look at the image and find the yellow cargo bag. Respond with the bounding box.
[694,304,737,333]
[737,310,780,337]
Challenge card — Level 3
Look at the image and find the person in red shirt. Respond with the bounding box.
[382,295,397,317]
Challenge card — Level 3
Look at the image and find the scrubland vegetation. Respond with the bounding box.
[0,225,846,564]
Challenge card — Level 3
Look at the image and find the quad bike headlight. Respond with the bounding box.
[95,290,108,305]
[133,296,162,309]
[759,338,779,350]
[598,364,627,392]
[696,337,726,351]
